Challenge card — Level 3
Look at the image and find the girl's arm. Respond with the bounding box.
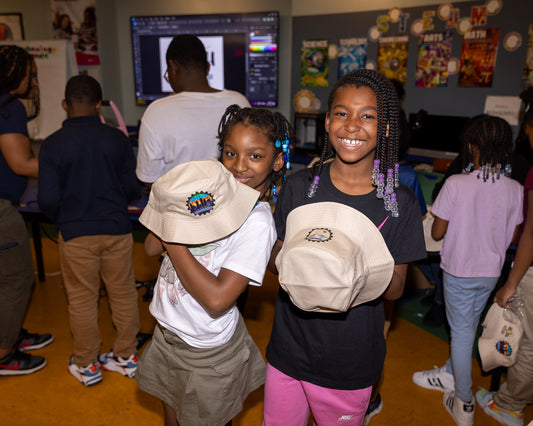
[267,238,283,274]
[431,215,448,241]
[144,232,164,256]
[383,263,408,300]
[0,133,38,178]
[494,189,533,307]
[164,242,249,317]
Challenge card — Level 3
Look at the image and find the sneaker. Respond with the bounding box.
[363,393,383,425]
[98,351,137,378]
[0,349,46,375]
[476,388,524,426]
[16,328,54,351]
[68,356,102,386]
[443,390,474,426]
[413,365,455,392]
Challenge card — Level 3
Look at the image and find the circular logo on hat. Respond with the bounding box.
[186,191,215,216]
[305,228,332,242]
[495,340,512,357]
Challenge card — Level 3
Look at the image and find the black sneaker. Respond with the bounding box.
[363,393,383,425]
[0,349,46,375]
[16,328,54,351]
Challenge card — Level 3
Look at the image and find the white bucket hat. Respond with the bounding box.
[276,201,394,313]
[478,302,523,371]
[139,159,260,245]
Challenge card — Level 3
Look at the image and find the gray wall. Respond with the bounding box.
[2,0,528,130]
[291,0,530,120]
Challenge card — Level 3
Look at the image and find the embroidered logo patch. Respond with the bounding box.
[305,227,333,242]
[186,191,215,216]
[495,340,512,356]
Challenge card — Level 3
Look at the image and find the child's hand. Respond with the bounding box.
[494,282,518,308]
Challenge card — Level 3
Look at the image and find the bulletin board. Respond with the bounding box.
[0,39,78,140]
[291,0,530,121]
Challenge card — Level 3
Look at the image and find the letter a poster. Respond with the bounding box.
[415,31,453,88]
[459,28,500,88]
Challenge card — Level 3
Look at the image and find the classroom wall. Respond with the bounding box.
[291,0,530,122]
[1,0,528,129]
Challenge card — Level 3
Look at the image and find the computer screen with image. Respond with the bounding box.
[130,11,279,107]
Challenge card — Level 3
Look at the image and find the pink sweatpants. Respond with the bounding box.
[263,364,371,426]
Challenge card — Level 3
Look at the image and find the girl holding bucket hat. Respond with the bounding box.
[135,104,292,426]
[263,69,426,425]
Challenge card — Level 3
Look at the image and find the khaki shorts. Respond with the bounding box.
[136,314,266,426]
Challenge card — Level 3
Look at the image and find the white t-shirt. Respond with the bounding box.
[136,89,250,183]
[149,202,276,348]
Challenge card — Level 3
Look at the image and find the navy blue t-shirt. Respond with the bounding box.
[0,94,29,204]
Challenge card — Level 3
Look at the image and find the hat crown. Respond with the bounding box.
[277,202,394,313]
[139,160,260,245]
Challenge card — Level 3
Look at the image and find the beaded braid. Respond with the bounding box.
[0,45,40,120]
[217,104,293,201]
[307,69,401,216]
[460,114,513,182]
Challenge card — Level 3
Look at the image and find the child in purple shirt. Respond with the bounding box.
[412,115,524,426]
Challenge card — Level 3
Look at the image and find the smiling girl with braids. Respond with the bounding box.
[136,104,292,426]
[263,69,426,426]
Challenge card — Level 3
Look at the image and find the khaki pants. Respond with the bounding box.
[59,233,139,366]
[494,266,533,411]
[0,199,34,348]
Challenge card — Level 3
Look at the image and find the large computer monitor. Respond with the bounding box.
[130,11,279,107]
[408,111,469,159]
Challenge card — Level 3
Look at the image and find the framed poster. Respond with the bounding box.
[0,13,24,41]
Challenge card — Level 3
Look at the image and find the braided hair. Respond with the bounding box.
[308,69,401,215]
[460,114,513,181]
[0,45,40,120]
[217,104,293,201]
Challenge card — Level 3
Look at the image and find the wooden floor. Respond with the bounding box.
[1,236,532,425]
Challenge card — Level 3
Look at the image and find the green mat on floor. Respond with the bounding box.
[394,291,450,343]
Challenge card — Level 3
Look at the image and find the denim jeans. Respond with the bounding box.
[442,271,498,403]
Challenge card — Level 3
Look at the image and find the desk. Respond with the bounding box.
[18,179,148,282]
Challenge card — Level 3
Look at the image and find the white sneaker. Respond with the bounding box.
[443,390,474,426]
[412,365,455,392]
[98,351,138,378]
[68,356,102,386]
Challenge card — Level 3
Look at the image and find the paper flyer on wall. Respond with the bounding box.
[338,38,367,78]
[459,28,500,88]
[0,39,78,140]
[50,0,99,66]
[415,31,453,88]
[377,35,409,84]
[301,39,329,87]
